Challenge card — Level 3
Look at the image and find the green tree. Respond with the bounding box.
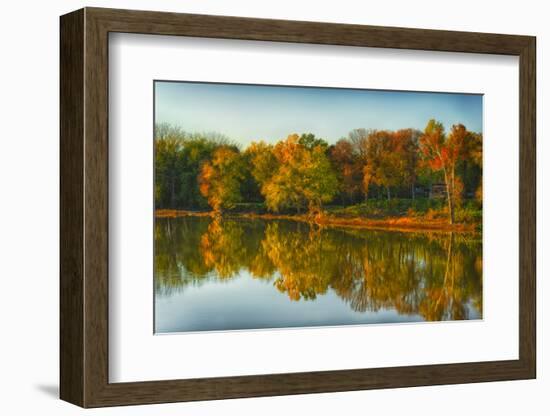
[304,145,340,212]
[155,137,185,208]
[299,133,329,151]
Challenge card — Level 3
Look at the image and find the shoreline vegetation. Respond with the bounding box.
[155,119,482,230]
[156,204,480,233]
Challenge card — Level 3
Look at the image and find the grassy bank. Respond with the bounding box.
[156,198,481,233]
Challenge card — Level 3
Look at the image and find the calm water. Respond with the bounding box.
[154,216,482,333]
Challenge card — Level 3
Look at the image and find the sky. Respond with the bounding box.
[155,80,483,147]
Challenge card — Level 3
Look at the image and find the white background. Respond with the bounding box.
[110,34,519,382]
[0,0,546,414]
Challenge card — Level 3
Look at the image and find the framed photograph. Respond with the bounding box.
[60,7,536,407]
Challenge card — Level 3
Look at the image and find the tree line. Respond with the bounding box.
[155,120,482,224]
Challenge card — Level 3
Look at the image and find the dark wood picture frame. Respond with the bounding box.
[60,7,536,408]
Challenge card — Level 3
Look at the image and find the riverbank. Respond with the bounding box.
[155,208,480,233]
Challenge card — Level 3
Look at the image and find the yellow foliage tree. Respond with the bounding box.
[259,134,338,213]
[198,147,244,212]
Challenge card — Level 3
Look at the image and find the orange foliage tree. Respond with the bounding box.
[359,129,420,200]
[328,139,363,205]
[419,120,473,224]
[198,146,245,212]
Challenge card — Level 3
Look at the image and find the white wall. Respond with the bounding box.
[0,0,546,414]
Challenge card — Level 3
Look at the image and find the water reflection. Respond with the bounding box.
[155,216,482,331]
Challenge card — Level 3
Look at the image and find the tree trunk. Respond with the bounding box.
[386,186,391,200]
[443,167,454,224]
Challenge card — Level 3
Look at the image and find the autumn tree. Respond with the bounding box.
[471,133,483,204]
[362,130,403,200]
[419,120,473,224]
[343,129,368,201]
[245,141,278,189]
[328,139,362,205]
[154,124,236,209]
[198,147,245,212]
[259,134,338,214]
[461,131,483,203]
[394,128,421,199]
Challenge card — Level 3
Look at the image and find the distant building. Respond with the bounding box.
[429,182,447,199]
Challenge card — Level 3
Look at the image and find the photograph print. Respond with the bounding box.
[154,81,483,333]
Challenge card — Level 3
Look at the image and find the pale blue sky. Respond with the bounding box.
[154,81,482,146]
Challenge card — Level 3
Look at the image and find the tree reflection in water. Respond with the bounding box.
[155,216,482,322]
